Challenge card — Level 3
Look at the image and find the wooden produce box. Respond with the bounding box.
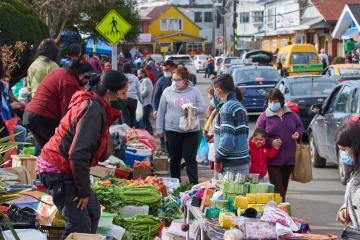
[11,155,37,180]
[153,155,169,175]
[133,166,152,180]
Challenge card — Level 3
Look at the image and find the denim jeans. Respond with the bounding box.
[222,163,250,175]
[14,124,27,154]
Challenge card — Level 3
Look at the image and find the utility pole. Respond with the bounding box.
[212,0,217,56]
[233,0,238,56]
[223,0,227,56]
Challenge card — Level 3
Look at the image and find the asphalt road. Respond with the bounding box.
[194,72,346,236]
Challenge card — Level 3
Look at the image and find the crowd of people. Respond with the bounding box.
[4,37,360,238]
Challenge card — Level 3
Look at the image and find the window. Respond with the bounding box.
[204,12,212,22]
[290,53,318,64]
[351,89,359,113]
[326,87,341,113]
[253,11,263,23]
[240,12,250,23]
[160,18,183,31]
[267,8,274,27]
[335,86,352,113]
[194,12,202,23]
[160,19,167,30]
[289,81,336,96]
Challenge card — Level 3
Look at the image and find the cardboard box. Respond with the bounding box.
[65,233,105,240]
[133,166,151,180]
[11,155,37,180]
[153,156,169,175]
[90,165,115,178]
[0,166,32,184]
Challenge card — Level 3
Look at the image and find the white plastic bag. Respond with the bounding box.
[136,101,143,122]
[179,103,199,131]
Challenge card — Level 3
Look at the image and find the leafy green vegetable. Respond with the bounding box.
[113,214,161,240]
[115,163,131,171]
[173,183,193,198]
[157,195,182,223]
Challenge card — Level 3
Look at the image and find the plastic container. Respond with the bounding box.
[124,147,151,167]
[97,212,116,235]
[2,229,47,240]
[114,168,130,179]
[162,177,180,193]
[119,205,149,218]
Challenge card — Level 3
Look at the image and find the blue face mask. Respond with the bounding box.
[340,150,353,165]
[268,102,282,112]
[214,95,220,103]
[210,100,215,108]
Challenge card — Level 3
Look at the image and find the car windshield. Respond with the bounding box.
[290,81,335,96]
[233,69,280,84]
[339,68,360,76]
[224,58,240,64]
[168,56,192,65]
[290,52,319,64]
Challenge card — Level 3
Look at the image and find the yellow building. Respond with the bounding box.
[143,5,205,55]
[261,35,296,53]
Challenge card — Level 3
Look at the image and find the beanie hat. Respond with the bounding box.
[100,70,127,92]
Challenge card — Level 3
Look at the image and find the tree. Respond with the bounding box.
[21,0,140,43]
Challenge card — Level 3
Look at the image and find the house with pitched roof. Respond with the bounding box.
[138,4,206,55]
[257,0,359,57]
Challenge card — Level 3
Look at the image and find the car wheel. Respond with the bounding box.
[338,152,351,185]
[309,133,326,168]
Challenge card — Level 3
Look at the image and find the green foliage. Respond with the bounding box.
[75,0,141,43]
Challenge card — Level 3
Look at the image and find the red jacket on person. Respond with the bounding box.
[39,91,120,197]
[25,68,81,121]
[249,140,279,177]
[146,69,156,85]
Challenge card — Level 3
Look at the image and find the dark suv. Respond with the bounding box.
[308,81,360,184]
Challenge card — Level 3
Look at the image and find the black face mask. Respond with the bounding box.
[110,99,127,110]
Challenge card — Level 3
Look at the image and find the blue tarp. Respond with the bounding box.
[85,39,112,55]
[342,27,359,40]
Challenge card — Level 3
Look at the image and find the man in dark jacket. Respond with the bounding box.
[152,60,176,117]
[38,71,128,239]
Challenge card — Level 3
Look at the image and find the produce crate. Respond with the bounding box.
[38,225,64,240]
[153,156,169,175]
[114,168,130,179]
[11,155,37,180]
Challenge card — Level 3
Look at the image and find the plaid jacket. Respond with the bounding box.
[214,92,250,166]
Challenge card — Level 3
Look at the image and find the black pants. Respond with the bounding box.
[40,172,100,240]
[267,165,294,201]
[143,104,153,134]
[122,97,138,127]
[23,111,59,149]
[165,131,199,184]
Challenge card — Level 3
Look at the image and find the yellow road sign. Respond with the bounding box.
[96,9,132,45]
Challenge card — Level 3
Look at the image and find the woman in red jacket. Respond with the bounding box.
[38,71,128,239]
[249,128,280,179]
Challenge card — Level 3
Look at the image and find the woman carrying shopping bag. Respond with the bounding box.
[156,68,205,184]
[256,88,303,201]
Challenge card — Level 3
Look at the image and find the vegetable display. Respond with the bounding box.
[113,214,161,240]
[158,195,182,225]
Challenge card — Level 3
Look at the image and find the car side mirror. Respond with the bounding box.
[311,104,323,114]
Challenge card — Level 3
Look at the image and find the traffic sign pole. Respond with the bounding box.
[112,44,118,71]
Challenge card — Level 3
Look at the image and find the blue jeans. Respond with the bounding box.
[223,163,250,175]
[14,125,27,154]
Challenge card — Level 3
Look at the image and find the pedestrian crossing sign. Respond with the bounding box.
[96,9,132,45]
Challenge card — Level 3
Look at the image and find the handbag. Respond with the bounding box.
[291,139,312,183]
[342,227,360,240]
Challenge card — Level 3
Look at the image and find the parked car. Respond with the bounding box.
[323,64,360,81]
[242,50,273,65]
[308,80,360,184]
[221,57,242,74]
[193,55,208,72]
[276,76,337,130]
[164,55,196,75]
[232,66,281,115]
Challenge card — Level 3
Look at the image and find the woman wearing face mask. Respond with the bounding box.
[38,71,127,239]
[255,88,303,201]
[337,122,360,238]
[156,68,205,184]
[137,68,154,134]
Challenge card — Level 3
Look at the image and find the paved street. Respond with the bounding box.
[194,73,346,236]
